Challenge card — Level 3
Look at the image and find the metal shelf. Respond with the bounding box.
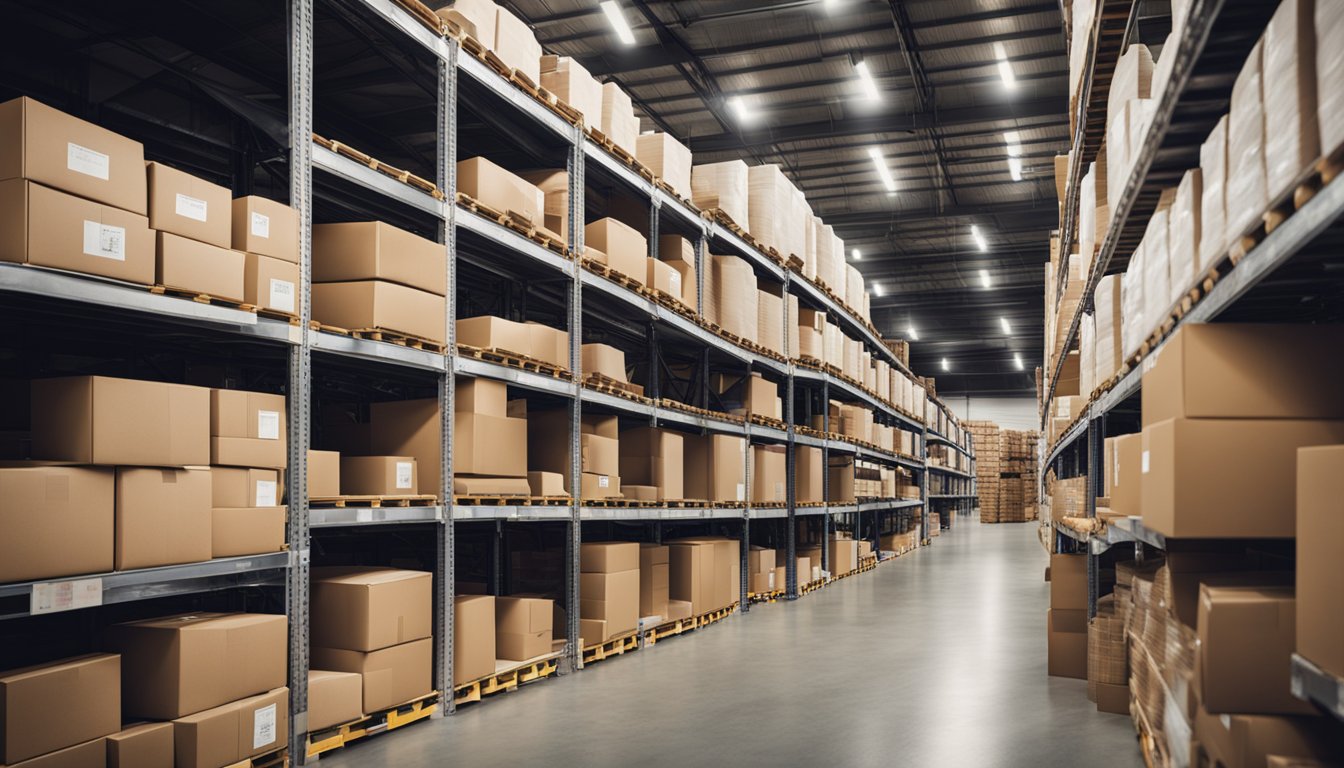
[793,432,825,448]
[456,45,574,140]
[312,329,446,372]
[859,499,923,512]
[1290,654,1344,721]
[456,208,575,277]
[453,356,576,396]
[1109,516,1167,550]
[928,494,976,500]
[311,506,444,528]
[1043,415,1091,468]
[927,432,970,456]
[580,506,746,521]
[655,407,753,436]
[705,221,785,282]
[926,465,971,479]
[453,505,574,522]
[312,142,447,219]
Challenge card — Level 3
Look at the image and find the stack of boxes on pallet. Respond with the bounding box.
[997,430,1041,523]
[579,542,640,645]
[967,420,1002,521]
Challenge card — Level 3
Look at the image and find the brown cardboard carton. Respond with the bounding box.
[155,232,244,302]
[1050,554,1088,610]
[339,456,417,495]
[750,572,774,595]
[211,467,279,508]
[311,281,446,344]
[795,557,812,583]
[105,613,286,719]
[828,535,858,575]
[580,542,639,573]
[453,595,495,686]
[307,670,362,732]
[312,221,445,295]
[0,464,113,583]
[827,457,855,503]
[748,547,775,575]
[145,162,231,248]
[438,0,496,46]
[585,218,646,282]
[456,377,506,417]
[0,654,119,764]
[496,596,553,661]
[114,467,212,570]
[231,196,298,263]
[581,434,619,476]
[600,82,639,154]
[517,170,569,241]
[310,640,430,713]
[796,445,823,503]
[369,399,443,498]
[1095,682,1130,715]
[526,470,566,496]
[581,343,626,382]
[31,376,209,467]
[539,56,601,127]
[0,179,154,283]
[683,433,745,503]
[4,737,105,767]
[1107,433,1141,517]
[579,569,639,639]
[1141,324,1344,426]
[171,687,287,768]
[1047,609,1088,679]
[210,389,286,469]
[1141,417,1344,537]
[311,567,431,652]
[308,450,340,497]
[106,722,172,768]
[454,412,526,477]
[493,5,542,85]
[618,427,683,500]
[749,445,786,503]
[457,316,531,355]
[242,253,298,315]
[456,157,542,225]
[1194,703,1344,768]
[1263,0,1319,204]
[211,506,284,558]
[640,545,670,616]
[453,476,530,494]
[0,96,146,213]
[524,322,569,370]
[646,257,681,299]
[1197,584,1312,714]
[635,133,691,198]
[1297,445,1344,680]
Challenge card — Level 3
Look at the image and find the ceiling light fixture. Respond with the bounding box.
[1000,317,1012,335]
[869,147,897,192]
[1013,353,1024,370]
[994,42,1016,89]
[971,225,988,252]
[873,283,884,297]
[853,59,881,102]
[1004,131,1024,181]
[851,248,862,261]
[600,1,637,46]
[907,325,919,341]
[979,269,992,289]
[1008,157,1023,181]
[941,358,950,371]
[727,96,755,124]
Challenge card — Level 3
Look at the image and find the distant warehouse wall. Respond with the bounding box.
[945,396,1038,431]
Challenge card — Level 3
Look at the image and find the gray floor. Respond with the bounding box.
[320,515,1143,767]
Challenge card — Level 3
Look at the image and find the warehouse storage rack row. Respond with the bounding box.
[1038,0,1344,725]
[0,0,976,762]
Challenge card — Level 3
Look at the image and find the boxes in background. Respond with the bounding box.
[311,280,446,345]
[307,670,363,732]
[146,161,231,248]
[155,232,245,303]
[0,464,113,583]
[1050,554,1087,610]
[210,388,286,469]
[618,427,683,500]
[580,569,639,640]
[683,433,745,502]
[526,470,566,496]
[243,253,298,314]
[1107,433,1141,518]
[496,596,553,661]
[369,398,443,498]
[581,343,627,383]
[232,196,298,263]
[585,218,646,282]
[114,467,212,570]
[0,178,155,284]
[211,506,285,558]
[600,82,639,153]
[311,567,431,652]
[308,450,340,497]
[525,322,569,370]
[454,595,495,686]
[580,542,639,573]
[540,56,601,127]
[1296,445,1344,681]
[1226,39,1266,240]
[106,721,173,768]
[647,257,680,299]
[518,170,569,241]
[456,315,530,355]
[0,653,120,764]
[1193,703,1344,768]
[455,411,526,477]
[1047,609,1088,679]
[310,639,430,713]
[313,221,445,295]
[640,544,669,617]
[339,456,417,495]
[494,5,542,85]
[691,160,748,225]
[749,445,786,503]
[796,445,823,503]
[171,687,287,768]
[1262,0,1319,204]
[456,157,543,226]
[635,132,691,198]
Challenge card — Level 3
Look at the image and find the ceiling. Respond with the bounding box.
[500,0,1068,396]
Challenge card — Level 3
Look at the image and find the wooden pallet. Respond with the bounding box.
[310,495,438,508]
[313,133,443,199]
[657,398,746,425]
[456,343,571,379]
[748,589,785,604]
[582,372,646,401]
[391,0,445,33]
[245,306,302,325]
[456,192,568,255]
[580,630,639,667]
[580,256,652,298]
[306,692,438,759]
[149,285,249,309]
[697,602,737,628]
[534,86,586,128]
[750,501,787,509]
[798,577,827,595]
[235,746,289,768]
[311,322,447,354]
[452,495,571,506]
[453,652,562,706]
[641,614,698,646]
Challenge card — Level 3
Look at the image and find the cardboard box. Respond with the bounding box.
[1194,703,1344,768]
[646,257,681,299]
[1297,445,1344,680]
[1262,0,1319,204]
[691,160,748,225]
[369,399,443,498]
[1142,324,1344,426]
[635,133,691,198]
[748,547,775,575]
[313,221,445,295]
[231,196,298,263]
[796,445,823,503]
[640,545,669,616]
[618,427,683,500]
[242,252,298,315]
[749,445,786,503]
[579,569,638,639]
[311,280,446,345]
[311,567,431,652]
[1199,115,1229,269]
[106,722,172,768]
[453,476,530,494]
[795,557,811,584]
[210,389,286,469]
[105,612,286,719]
[0,654,119,764]
[455,412,526,477]
[493,5,542,85]
[31,375,210,467]
[1107,433,1141,517]
[457,316,529,356]
[211,467,279,508]
[496,596,553,661]
[750,572,775,594]
[310,639,430,713]
[211,506,285,558]
[456,377,506,417]
[580,433,619,476]
[171,687,287,768]
[308,450,340,497]
[339,456,417,495]
[585,218,646,282]
[517,170,568,241]
[828,535,858,575]
[526,470,566,497]
[1047,609,1088,679]
[155,232,244,302]
[454,595,495,686]
[114,467,212,570]
[1050,554,1087,610]
[307,670,362,732]
[1095,682,1130,715]
[525,322,569,370]
[0,178,154,283]
[0,464,113,583]
[0,96,146,214]
[437,0,496,45]
[540,56,601,127]
[456,157,542,225]
[600,82,638,154]
[665,600,692,622]
[1141,417,1344,537]
[683,434,745,503]
[3,737,104,767]
[580,541,639,573]
[709,255,757,342]
[581,343,627,383]
[1227,39,1266,240]
[145,162,231,248]
[1197,583,1312,714]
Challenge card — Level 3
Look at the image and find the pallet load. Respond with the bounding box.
[966,420,1001,522]
[998,429,1041,523]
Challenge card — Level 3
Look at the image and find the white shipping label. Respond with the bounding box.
[255,480,278,507]
[253,703,277,749]
[269,279,295,312]
[598,475,610,488]
[395,461,414,489]
[251,211,271,238]
[31,577,103,615]
[1141,450,1150,474]
[257,410,280,440]
[67,142,110,180]
[175,193,208,222]
[736,483,745,501]
[670,272,682,295]
[82,221,126,261]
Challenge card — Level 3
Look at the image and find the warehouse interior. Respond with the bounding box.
[0,0,1342,767]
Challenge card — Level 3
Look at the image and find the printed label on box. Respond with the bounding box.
[256,480,278,507]
[269,279,295,313]
[82,220,126,261]
[736,483,745,501]
[251,211,271,239]
[253,703,277,749]
[670,272,682,294]
[175,193,208,222]
[598,475,610,488]
[257,410,280,440]
[67,142,110,180]
[31,577,103,615]
[1141,450,1150,474]
[395,461,413,489]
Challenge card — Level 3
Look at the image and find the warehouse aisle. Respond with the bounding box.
[322,518,1142,768]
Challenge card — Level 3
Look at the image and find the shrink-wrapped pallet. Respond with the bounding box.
[1167,168,1202,308]
[635,133,692,200]
[1198,116,1228,267]
[1263,0,1319,203]
[1120,243,1145,361]
[1226,40,1266,240]
[711,256,757,341]
[691,161,748,226]
[1093,274,1123,385]
[747,165,789,255]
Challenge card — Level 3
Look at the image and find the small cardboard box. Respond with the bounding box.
[243,252,298,314]
[454,595,495,686]
[0,464,113,583]
[310,640,430,714]
[1047,609,1088,679]
[496,596,553,661]
[172,687,287,768]
[454,412,526,477]
[339,456,417,495]
[580,472,620,499]
[579,569,638,639]
[154,231,245,302]
[646,257,680,298]
[581,343,626,383]
[456,157,542,225]
[456,378,507,417]
[526,470,566,496]
[456,316,531,356]
[106,721,173,768]
[313,221,445,296]
[210,389,287,469]
[0,653,120,764]
[115,467,212,570]
[311,567,432,652]
[307,670,363,732]
[211,467,279,508]
[211,506,285,558]
[311,280,446,345]
[146,161,231,248]
[308,450,340,497]
[580,541,639,573]
[232,196,299,263]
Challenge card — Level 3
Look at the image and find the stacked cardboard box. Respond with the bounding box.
[0,653,122,766]
[636,133,691,201]
[210,387,288,558]
[1088,597,1129,713]
[496,595,553,662]
[1048,554,1088,679]
[454,594,495,686]
[670,537,740,615]
[683,433,745,503]
[1298,445,1344,714]
[456,378,530,495]
[539,55,601,127]
[656,234,697,309]
[747,546,776,595]
[529,410,620,500]
[457,315,568,372]
[690,160,748,226]
[640,544,670,619]
[619,428,683,501]
[580,542,639,643]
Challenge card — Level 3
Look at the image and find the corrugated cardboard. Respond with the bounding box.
[311,280,446,344]
[0,464,113,583]
[496,596,553,661]
[646,257,680,299]
[585,218,646,282]
[640,544,670,616]
[796,445,823,503]
[231,196,298,263]
[0,96,146,214]
[307,670,362,732]
[1227,39,1266,239]
[540,56,601,127]
[581,343,627,382]
[635,133,691,198]
[526,471,566,496]
[242,252,298,314]
[308,450,340,497]
[1107,433,1141,517]
[339,456,417,495]
[1051,554,1087,610]
[579,472,621,500]
[211,506,284,558]
[456,157,542,225]
[683,433,745,503]
[493,5,542,85]
[453,476,530,494]
[580,542,639,573]
[211,467,279,508]
[1296,445,1344,681]
[710,255,757,342]
[311,567,431,652]
[454,595,495,686]
[313,221,445,295]
[1047,609,1088,679]
[748,547,774,575]
[310,639,430,713]
[106,722,172,768]
[1197,583,1312,714]
[617,427,682,500]
[0,179,154,284]
[455,412,526,477]
[579,569,638,639]
[0,654,119,764]
[691,160,748,225]
[145,162,231,248]
[1263,0,1318,204]
[171,687,287,768]
[154,232,244,302]
[7,737,105,767]
[600,82,639,153]
[456,377,506,417]
[369,399,442,498]
[1194,703,1344,768]
[456,316,530,356]
[1095,682,1129,715]
[749,445,786,503]
[114,467,212,570]
[525,322,569,370]
[210,388,286,469]
[105,613,286,719]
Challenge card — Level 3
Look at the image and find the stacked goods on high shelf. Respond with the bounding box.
[966,421,1002,521]
[997,430,1041,523]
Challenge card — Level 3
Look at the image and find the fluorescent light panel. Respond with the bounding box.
[1013,353,1024,370]
[994,42,1016,88]
[852,248,862,260]
[979,269,992,289]
[1004,132,1023,181]
[971,225,988,252]
[868,147,897,192]
[1000,317,1011,334]
[854,60,880,101]
[600,1,636,46]
[907,325,918,341]
[873,283,884,297]
[941,358,950,371]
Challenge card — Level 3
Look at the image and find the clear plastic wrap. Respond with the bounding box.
[691,160,748,226]
[1264,0,1319,203]
[1093,274,1122,384]
[1318,0,1344,157]
[1142,207,1171,338]
[1226,39,1266,239]
[1167,168,1202,308]
[1197,117,1228,268]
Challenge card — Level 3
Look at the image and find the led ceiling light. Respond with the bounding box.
[941,358,950,371]
[600,1,636,46]
[854,59,881,101]
[873,283,884,297]
[1000,317,1012,335]
[1013,353,1024,370]
[869,147,897,192]
[907,325,919,341]
[852,248,862,260]
[971,225,988,252]
[979,269,992,289]
[1004,131,1024,181]
[994,42,1016,89]
[728,96,755,124]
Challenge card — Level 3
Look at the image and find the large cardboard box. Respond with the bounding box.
[0,96,146,214]
[307,670,362,732]
[581,343,627,383]
[1142,324,1344,426]
[0,464,113,583]
[683,433,745,503]
[639,544,669,617]
[670,538,738,613]
[1227,39,1267,240]
[455,412,526,477]
[1197,583,1312,714]
[310,639,430,713]
[600,82,639,154]
[210,389,286,469]
[540,56,601,127]
[1296,445,1344,680]
[585,218,646,282]
[1263,0,1319,204]
[308,450,340,497]
[31,375,209,467]
[311,567,431,652]
[232,196,298,263]
[311,281,446,345]
[525,322,569,370]
[243,252,298,315]
[105,612,286,719]
[369,399,443,497]
[526,470,566,496]
[1047,609,1088,679]
[748,547,774,575]
[115,467,212,570]
[155,232,244,302]
[496,596,553,661]
[171,687,287,768]
[635,133,691,199]
[456,157,542,225]
[1107,433,1142,517]
[456,315,529,355]
[0,654,119,764]
[0,178,154,283]
[211,506,285,558]
[580,542,639,573]
[145,162,231,248]
[1194,703,1344,768]
[618,428,683,500]
[1050,554,1087,610]
[4,738,105,767]
[828,535,858,575]
[749,445,786,503]
[691,160,748,225]
[580,569,638,640]
[454,595,495,686]
[796,445,823,503]
[710,255,757,342]
[106,722,173,768]
[1141,417,1344,537]
[517,169,569,241]
[339,456,417,495]
[494,5,542,85]
[211,468,278,508]
[313,221,445,295]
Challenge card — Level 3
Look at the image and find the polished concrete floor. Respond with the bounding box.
[321,515,1143,767]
